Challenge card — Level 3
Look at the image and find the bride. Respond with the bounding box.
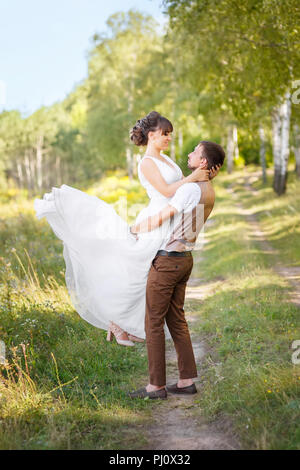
[34,111,210,346]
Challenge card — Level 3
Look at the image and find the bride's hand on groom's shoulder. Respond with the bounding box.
[209,164,221,180]
[187,168,210,183]
[130,226,139,241]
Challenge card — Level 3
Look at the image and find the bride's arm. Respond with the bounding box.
[140,159,209,198]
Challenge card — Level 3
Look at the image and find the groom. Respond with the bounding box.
[129,141,225,399]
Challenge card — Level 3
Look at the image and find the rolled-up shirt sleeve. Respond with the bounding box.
[169,183,201,213]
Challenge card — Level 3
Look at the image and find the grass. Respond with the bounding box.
[0,171,152,450]
[0,166,299,449]
[186,166,300,450]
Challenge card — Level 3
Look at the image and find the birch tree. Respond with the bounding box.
[259,126,267,184]
[292,124,300,178]
[273,92,292,195]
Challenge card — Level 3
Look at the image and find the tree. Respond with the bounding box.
[86,10,164,177]
[164,0,300,191]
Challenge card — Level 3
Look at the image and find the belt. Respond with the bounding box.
[156,250,192,257]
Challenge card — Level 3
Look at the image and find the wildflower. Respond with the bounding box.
[267,390,272,393]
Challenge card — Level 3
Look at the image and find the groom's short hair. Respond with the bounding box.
[199,141,225,169]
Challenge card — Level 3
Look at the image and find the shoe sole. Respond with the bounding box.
[166,389,197,395]
[128,393,167,399]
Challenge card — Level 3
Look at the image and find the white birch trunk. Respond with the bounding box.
[132,153,139,178]
[55,154,62,186]
[259,125,267,183]
[17,161,23,188]
[226,126,234,174]
[233,125,239,160]
[279,92,291,177]
[24,151,32,190]
[36,135,44,190]
[272,106,282,192]
[178,129,183,156]
[29,148,36,190]
[126,146,133,180]
[273,92,291,194]
[170,127,176,161]
[293,124,300,178]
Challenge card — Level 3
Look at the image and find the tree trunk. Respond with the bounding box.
[24,150,32,191]
[126,146,133,180]
[226,126,234,174]
[55,154,62,186]
[272,106,283,193]
[29,148,37,191]
[36,135,44,190]
[178,129,183,156]
[293,124,300,178]
[276,92,291,195]
[259,125,267,184]
[170,127,176,161]
[233,125,239,161]
[17,160,24,188]
[132,153,139,178]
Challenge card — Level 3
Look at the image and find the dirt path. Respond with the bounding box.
[228,175,300,308]
[143,236,241,450]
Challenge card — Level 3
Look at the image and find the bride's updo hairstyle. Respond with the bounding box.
[130,111,173,146]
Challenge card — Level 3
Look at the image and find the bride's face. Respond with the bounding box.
[149,129,172,150]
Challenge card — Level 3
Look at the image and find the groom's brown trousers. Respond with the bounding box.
[145,253,198,386]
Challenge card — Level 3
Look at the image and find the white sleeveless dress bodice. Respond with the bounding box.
[33,153,183,339]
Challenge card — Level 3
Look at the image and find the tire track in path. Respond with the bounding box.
[227,175,300,308]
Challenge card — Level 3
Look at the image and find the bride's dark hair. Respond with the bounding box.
[130,111,173,146]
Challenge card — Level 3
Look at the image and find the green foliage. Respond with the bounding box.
[165,0,300,121]
[1,4,300,190]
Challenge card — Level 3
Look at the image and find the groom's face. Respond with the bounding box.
[187,144,207,170]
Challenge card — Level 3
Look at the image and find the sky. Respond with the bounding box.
[0,0,165,116]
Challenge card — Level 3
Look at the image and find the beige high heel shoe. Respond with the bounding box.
[128,334,145,343]
[106,322,135,347]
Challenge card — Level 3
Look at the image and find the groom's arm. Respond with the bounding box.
[130,183,201,234]
[131,204,178,234]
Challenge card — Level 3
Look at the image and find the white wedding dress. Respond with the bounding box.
[34,153,183,339]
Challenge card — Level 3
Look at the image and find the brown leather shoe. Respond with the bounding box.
[166,383,197,395]
[128,387,167,399]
